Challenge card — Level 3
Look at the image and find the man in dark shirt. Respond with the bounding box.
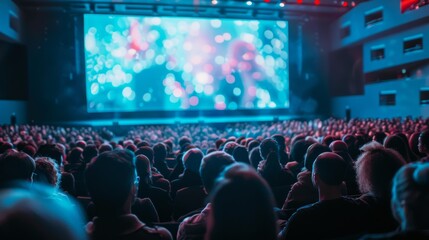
[279,152,368,240]
[85,150,172,240]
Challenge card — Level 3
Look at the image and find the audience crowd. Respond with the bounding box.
[0,117,429,240]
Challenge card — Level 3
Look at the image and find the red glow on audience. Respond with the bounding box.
[342,1,348,7]
[263,0,271,2]
[314,0,320,5]
[297,0,303,4]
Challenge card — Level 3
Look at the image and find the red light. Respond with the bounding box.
[341,1,348,7]
[297,0,303,4]
[314,0,320,5]
[263,0,270,2]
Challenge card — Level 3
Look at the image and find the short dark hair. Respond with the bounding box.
[305,143,331,171]
[36,144,64,166]
[259,138,279,160]
[85,150,136,216]
[313,152,346,186]
[0,152,35,184]
[200,151,235,193]
[135,146,154,165]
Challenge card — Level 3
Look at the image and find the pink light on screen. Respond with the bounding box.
[189,96,199,106]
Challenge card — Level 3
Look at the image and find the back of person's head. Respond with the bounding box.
[85,149,137,217]
[153,143,167,162]
[409,132,423,157]
[272,134,286,150]
[232,145,250,164]
[182,148,204,173]
[249,147,263,170]
[135,154,152,184]
[222,141,238,155]
[0,183,87,240]
[373,132,387,145]
[304,143,331,172]
[356,143,406,199]
[259,138,279,160]
[36,144,63,166]
[179,137,192,149]
[247,139,260,153]
[22,144,37,158]
[136,141,150,148]
[322,135,336,147]
[135,146,154,165]
[82,144,98,164]
[391,163,429,230]
[312,152,346,186]
[289,139,311,164]
[0,142,13,154]
[34,157,60,188]
[329,140,348,153]
[418,130,429,155]
[0,152,35,184]
[384,135,410,163]
[98,143,113,154]
[206,163,277,240]
[200,151,235,193]
[261,151,282,176]
[215,139,225,150]
[76,140,87,149]
[67,147,83,164]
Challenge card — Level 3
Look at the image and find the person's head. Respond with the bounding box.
[0,152,35,185]
[179,137,192,149]
[34,157,61,189]
[384,135,410,163]
[0,183,87,240]
[222,141,238,155]
[391,163,429,230]
[85,149,138,217]
[356,144,406,199]
[247,139,260,153]
[289,139,312,164]
[304,143,331,172]
[329,140,348,153]
[22,144,37,158]
[135,154,152,184]
[272,134,286,151]
[135,146,154,165]
[249,147,263,170]
[232,146,250,164]
[182,148,204,173]
[259,138,279,160]
[200,151,235,194]
[36,144,63,167]
[67,147,83,164]
[98,143,113,154]
[0,142,13,154]
[153,143,167,163]
[82,144,98,164]
[312,152,346,188]
[206,163,277,240]
[418,130,429,155]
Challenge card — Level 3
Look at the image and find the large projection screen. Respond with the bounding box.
[84,14,289,112]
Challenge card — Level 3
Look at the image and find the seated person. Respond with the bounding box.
[85,149,172,240]
[361,163,429,239]
[279,152,368,240]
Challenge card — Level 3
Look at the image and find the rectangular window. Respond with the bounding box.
[380,91,396,106]
[370,46,385,61]
[340,24,351,39]
[420,88,429,105]
[365,7,383,27]
[403,35,423,54]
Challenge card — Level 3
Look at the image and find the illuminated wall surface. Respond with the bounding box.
[84,15,289,112]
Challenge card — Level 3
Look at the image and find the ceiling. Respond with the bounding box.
[13,0,370,20]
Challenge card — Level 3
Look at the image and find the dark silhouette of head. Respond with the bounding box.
[232,146,250,165]
[206,163,277,240]
[304,143,331,172]
[0,151,35,185]
[85,149,138,217]
[200,151,235,194]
